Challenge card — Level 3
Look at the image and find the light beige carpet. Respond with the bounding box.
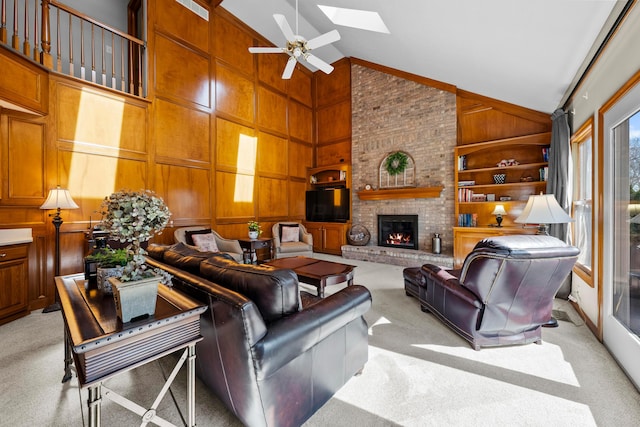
[1,254,639,426]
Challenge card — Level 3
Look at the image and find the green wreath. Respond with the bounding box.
[384,151,409,176]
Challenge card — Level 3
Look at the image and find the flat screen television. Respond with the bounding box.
[305,188,350,222]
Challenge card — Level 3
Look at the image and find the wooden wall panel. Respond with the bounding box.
[317,100,351,143]
[155,34,211,108]
[215,170,256,219]
[258,176,288,218]
[258,131,287,176]
[317,141,351,167]
[215,64,255,123]
[289,100,312,142]
[289,68,312,107]
[154,164,210,222]
[59,151,147,222]
[216,118,256,173]
[289,141,313,179]
[457,93,551,145]
[258,54,288,94]
[56,82,147,155]
[288,180,306,218]
[0,47,48,114]
[215,12,254,72]
[257,87,287,134]
[315,58,350,107]
[7,118,44,200]
[155,0,210,53]
[154,98,210,163]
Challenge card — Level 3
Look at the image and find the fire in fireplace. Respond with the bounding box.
[378,214,419,250]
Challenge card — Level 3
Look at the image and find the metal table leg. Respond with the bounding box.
[88,384,102,427]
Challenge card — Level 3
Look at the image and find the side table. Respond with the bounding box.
[56,274,206,427]
[238,237,274,264]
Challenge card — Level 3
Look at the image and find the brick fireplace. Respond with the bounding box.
[378,214,419,250]
[346,63,457,266]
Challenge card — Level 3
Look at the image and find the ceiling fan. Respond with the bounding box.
[248,0,340,79]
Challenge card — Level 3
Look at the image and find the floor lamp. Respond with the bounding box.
[515,193,574,327]
[40,186,79,313]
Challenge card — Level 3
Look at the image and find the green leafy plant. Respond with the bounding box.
[248,220,262,235]
[85,248,131,268]
[384,151,409,176]
[100,189,172,284]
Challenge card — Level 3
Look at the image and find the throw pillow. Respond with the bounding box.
[192,233,219,252]
[184,228,212,245]
[281,226,300,243]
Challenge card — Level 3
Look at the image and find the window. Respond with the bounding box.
[571,117,593,282]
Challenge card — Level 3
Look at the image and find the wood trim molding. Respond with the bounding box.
[457,89,551,122]
[350,57,456,93]
[357,186,444,200]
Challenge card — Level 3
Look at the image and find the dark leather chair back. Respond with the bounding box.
[420,234,579,349]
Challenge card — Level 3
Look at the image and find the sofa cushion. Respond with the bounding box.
[281,226,300,243]
[279,241,312,253]
[200,255,301,323]
[192,233,219,252]
[163,242,231,274]
[184,228,212,245]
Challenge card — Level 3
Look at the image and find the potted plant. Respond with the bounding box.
[85,247,131,294]
[248,220,262,239]
[99,189,172,322]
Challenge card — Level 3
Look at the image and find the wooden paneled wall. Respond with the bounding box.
[314,58,352,166]
[0,1,316,310]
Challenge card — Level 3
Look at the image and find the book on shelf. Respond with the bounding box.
[458,213,478,227]
[458,180,475,186]
[471,193,487,202]
[458,188,474,202]
[542,147,549,162]
[539,166,548,181]
[458,155,467,171]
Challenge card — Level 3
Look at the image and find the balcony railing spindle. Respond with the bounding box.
[1,1,145,96]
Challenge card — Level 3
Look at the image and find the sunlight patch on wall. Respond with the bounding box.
[234,133,257,203]
[68,88,124,200]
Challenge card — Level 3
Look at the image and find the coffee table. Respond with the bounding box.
[263,256,355,297]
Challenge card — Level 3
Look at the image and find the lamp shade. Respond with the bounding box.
[40,186,79,210]
[514,194,573,224]
[491,204,507,216]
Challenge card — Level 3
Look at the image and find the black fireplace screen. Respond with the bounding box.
[377,214,419,250]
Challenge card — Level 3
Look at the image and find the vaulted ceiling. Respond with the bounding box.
[220,0,627,113]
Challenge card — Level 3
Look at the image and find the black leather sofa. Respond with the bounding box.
[405,235,579,350]
[146,243,371,427]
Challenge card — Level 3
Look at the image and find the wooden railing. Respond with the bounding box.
[0,0,145,96]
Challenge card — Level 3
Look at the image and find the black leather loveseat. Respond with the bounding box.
[146,243,372,427]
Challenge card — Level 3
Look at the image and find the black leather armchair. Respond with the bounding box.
[417,235,579,350]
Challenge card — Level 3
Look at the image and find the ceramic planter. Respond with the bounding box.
[96,266,124,295]
[108,276,159,323]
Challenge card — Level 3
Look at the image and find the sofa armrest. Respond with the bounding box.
[215,235,243,254]
[421,264,481,308]
[252,285,371,379]
[301,230,313,245]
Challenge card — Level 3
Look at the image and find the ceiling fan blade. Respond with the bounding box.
[305,54,334,74]
[248,47,284,54]
[274,14,296,42]
[282,57,297,79]
[306,29,340,50]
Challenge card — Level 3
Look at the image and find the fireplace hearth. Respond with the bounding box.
[378,214,419,250]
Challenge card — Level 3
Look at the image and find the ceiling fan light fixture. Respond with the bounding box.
[318,5,390,34]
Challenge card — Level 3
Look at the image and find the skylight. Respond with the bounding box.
[318,5,390,34]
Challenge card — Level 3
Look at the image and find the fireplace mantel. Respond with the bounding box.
[357,186,443,200]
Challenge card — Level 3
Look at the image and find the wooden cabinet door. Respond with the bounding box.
[305,223,324,252]
[322,224,346,255]
[0,245,29,324]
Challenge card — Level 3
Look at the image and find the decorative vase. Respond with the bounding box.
[108,276,159,323]
[249,230,259,239]
[96,266,124,295]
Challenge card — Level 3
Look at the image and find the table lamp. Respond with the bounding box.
[514,193,573,235]
[40,185,79,312]
[491,204,507,227]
